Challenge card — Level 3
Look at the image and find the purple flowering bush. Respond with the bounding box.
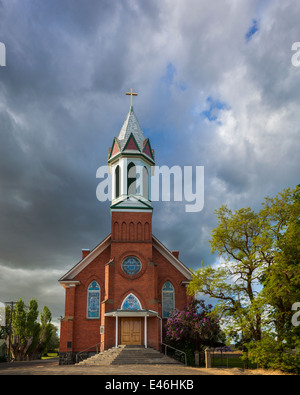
[165,300,225,361]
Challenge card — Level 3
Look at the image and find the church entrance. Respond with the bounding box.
[120,318,142,345]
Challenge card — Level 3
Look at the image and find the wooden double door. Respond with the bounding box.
[120,318,142,345]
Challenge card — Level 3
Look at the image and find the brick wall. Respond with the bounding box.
[59,211,191,358]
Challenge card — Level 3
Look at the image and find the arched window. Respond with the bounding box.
[127,162,136,195]
[115,165,120,198]
[87,281,100,319]
[121,293,142,310]
[143,166,149,199]
[162,281,175,318]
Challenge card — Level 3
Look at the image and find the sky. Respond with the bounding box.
[0,0,300,328]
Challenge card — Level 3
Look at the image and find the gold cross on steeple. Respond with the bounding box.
[126,88,138,108]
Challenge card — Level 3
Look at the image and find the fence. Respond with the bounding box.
[161,343,187,366]
[205,348,245,369]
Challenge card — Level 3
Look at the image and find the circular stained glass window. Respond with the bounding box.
[122,256,141,275]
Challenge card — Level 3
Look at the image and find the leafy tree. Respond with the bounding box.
[6,299,39,361]
[46,325,60,352]
[188,185,300,356]
[188,206,268,344]
[5,299,56,361]
[27,306,56,358]
[259,185,300,344]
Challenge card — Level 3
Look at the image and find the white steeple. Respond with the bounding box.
[107,92,155,212]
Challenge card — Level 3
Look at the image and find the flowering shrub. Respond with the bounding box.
[165,300,224,352]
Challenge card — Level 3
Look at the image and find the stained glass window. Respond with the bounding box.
[162,281,175,318]
[121,293,142,310]
[122,256,141,275]
[87,281,100,319]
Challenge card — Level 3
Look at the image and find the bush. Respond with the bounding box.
[164,300,225,366]
[245,335,300,374]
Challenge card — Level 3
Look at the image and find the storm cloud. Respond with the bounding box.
[0,0,299,325]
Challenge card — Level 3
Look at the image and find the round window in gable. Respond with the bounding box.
[122,256,142,275]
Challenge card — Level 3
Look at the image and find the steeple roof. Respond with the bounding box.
[117,107,145,151]
[108,104,155,164]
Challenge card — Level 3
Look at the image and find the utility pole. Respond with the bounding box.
[5,301,16,363]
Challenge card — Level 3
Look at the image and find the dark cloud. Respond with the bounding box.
[0,0,300,324]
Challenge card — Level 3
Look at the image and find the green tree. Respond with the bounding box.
[6,299,56,361]
[188,185,300,351]
[188,206,268,344]
[259,185,300,344]
[39,306,56,354]
[7,299,39,361]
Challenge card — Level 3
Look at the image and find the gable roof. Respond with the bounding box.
[152,235,193,281]
[111,138,121,156]
[58,234,192,283]
[58,234,111,283]
[123,132,141,152]
[142,138,155,161]
[110,195,153,211]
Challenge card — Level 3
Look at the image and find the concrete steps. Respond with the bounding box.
[76,345,182,366]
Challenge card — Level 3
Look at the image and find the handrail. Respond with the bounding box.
[161,342,187,366]
[76,341,104,364]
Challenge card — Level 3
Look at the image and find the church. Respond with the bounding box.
[58,91,193,364]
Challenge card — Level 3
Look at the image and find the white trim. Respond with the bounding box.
[111,208,152,213]
[59,235,111,281]
[121,293,142,310]
[59,280,81,289]
[115,315,118,348]
[111,194,153,210]
[181,280,191,287]
[59,235,193,285]
[109,152,155,167]
[152,235,193,280]
[104,310,158,317]
[144,316,147,348]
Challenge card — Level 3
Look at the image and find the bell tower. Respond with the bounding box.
[107,90,155,242]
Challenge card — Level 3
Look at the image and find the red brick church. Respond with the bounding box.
[58,91,193,364]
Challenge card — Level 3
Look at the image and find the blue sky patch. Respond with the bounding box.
[201,97,229,122]
[163,62,177,85]
[245,19,259,41]
[161,62,187,92]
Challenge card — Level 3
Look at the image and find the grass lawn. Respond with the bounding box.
[41,352,59,360]
[212,356,256,369]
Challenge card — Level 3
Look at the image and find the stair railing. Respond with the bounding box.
[76,341,104,364]
[161,342,187,366]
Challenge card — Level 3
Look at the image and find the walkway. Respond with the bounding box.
[0,358,277,375]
